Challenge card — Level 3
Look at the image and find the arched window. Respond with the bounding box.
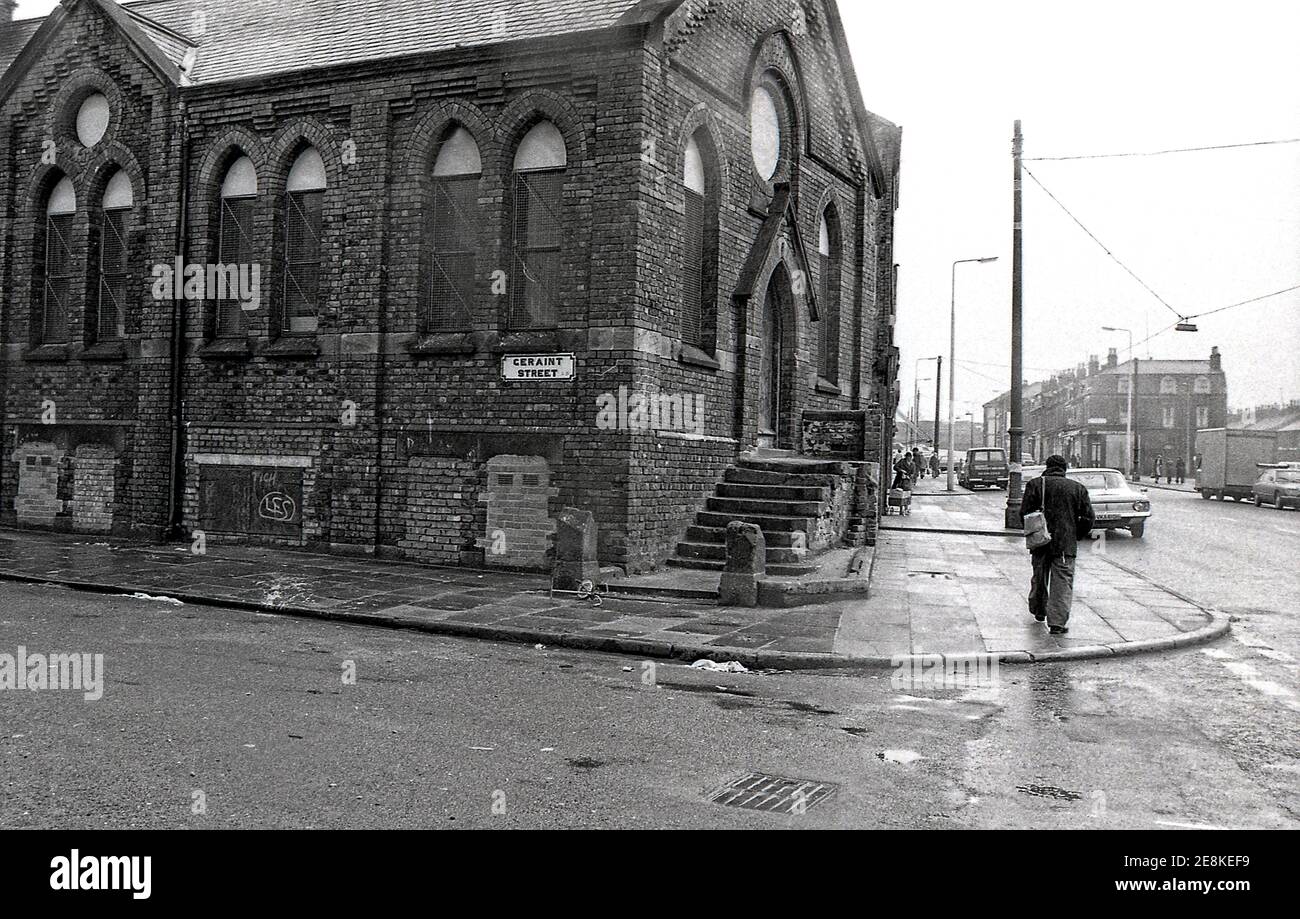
[40,175,77,344]
[817,207,841,382]
[681,130,718,351]
[283,146,326,334]
[216,155,257,337]
[751,86,782,181]
[76,93,110,148]
[1160,376,1178,395]
[94,169,133,342]
[426,125,482,331]
[510,120,566,330]
[1194,375,1211,394]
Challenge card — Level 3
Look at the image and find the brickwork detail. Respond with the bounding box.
[71,444,116,533]
[14,442,64,526]
[478,455,557,570]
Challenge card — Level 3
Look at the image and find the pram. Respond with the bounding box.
[887,472,913,516]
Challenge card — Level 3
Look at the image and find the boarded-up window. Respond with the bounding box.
[681,188,705,347]
[216,196,255,337]
[282,189,322,333]
[510,170,563,329]
[96,208,129,341]
[42,213,73,344]
[817,211,840,383]
[427,176,479,330]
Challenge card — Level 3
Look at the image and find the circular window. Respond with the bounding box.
[75,93,111,147]
[750,85,782,181]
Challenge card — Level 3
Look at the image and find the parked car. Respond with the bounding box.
[1067,467,1152,538]
[1252,465,1300,510]
[959,448,1010,489]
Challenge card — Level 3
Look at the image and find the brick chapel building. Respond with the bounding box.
[0,0,901,574]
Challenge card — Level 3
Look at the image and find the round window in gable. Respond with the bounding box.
[75,93,111,147]
[750,84,782,181]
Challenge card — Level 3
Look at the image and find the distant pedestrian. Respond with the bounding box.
[929,452,941,479]
[1154,455,1165,484]
[1175,457,1186,485]
[912,448,925,479]
[1020,455,1095,635]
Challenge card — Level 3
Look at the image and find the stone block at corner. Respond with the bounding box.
[719,521,765,607]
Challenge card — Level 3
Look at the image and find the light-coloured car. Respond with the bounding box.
[1067,467,1153,538]
[1252,465,1300,510]
[1021,464,1047,481]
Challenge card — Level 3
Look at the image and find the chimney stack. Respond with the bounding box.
[1210,346,1222,373]
[1106,347,1118,368]
[2,1,17,24]
[1088,354,1100,375]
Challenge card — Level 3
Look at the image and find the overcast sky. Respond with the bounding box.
[15,0,1300,419]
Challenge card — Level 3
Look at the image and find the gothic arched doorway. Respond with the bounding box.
[757,264,795,449]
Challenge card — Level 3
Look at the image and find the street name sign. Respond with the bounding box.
[502,354,576,381]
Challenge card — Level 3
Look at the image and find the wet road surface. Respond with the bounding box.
[1,572,1294,829]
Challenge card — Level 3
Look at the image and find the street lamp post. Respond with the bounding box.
[947,256,1000,492]
[1103,326,1134,478]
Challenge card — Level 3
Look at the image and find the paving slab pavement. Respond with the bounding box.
[0,523,1227,669]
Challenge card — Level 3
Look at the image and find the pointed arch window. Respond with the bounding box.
[40,175,77,344]
[681,130,718,352]
[216,155,257,337]
[510,121,566,330]
[817,208,841,382]
[283,146,326,334]
[426,126,482,331]
[94,169,133,342]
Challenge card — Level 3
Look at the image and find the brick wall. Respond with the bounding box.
[1,0,899,573]
[70,443,115,533]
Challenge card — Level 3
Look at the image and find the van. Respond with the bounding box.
[960,448,1010,490]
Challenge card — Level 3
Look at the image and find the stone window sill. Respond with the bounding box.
[816,377,842,396]
[493,330,560,354]
[24,344,70,362]
[198,338,252,361]
[679,344,720,372]
[79,341,128,362]
[263,337,321,359]
[409,332,476,356]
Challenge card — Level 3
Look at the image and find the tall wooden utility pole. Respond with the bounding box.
[1005,120,1025,529]
[933,356,942,449]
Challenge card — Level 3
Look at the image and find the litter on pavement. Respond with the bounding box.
[690,660,750,674]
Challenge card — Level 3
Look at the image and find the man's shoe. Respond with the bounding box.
[1049,626,1069,635]
[1032,612,1047,622]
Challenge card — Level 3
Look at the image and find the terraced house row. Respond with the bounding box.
[0,0,901,574]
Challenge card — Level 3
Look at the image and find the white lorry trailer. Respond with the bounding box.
[1196,428,1278,502]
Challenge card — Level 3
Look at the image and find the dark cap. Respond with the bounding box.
[1045,454,1069,471]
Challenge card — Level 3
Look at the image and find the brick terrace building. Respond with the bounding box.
[984,347,1228,474]
[0,0,901,573]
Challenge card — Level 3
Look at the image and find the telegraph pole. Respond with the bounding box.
[1004,120,1025,529]
[933,356,942,450]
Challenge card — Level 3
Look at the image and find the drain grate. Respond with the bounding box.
[708,773,838,814]
[1015,783,1082,802]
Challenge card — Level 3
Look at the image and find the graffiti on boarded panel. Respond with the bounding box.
[200,466,303,537]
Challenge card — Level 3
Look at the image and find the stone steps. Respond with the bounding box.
[705,496,824,517]
[715,482,830,502]
[667,453,846,576]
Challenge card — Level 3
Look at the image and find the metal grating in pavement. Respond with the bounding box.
[707,772,838,814]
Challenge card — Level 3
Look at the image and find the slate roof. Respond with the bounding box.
[106,0,644,84]
[1099,359,1217,376]
[0,15,41,76]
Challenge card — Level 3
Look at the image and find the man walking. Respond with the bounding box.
[1020,455,1095,635]
[1175,457,1186,485]
[1153,454,1164,484]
